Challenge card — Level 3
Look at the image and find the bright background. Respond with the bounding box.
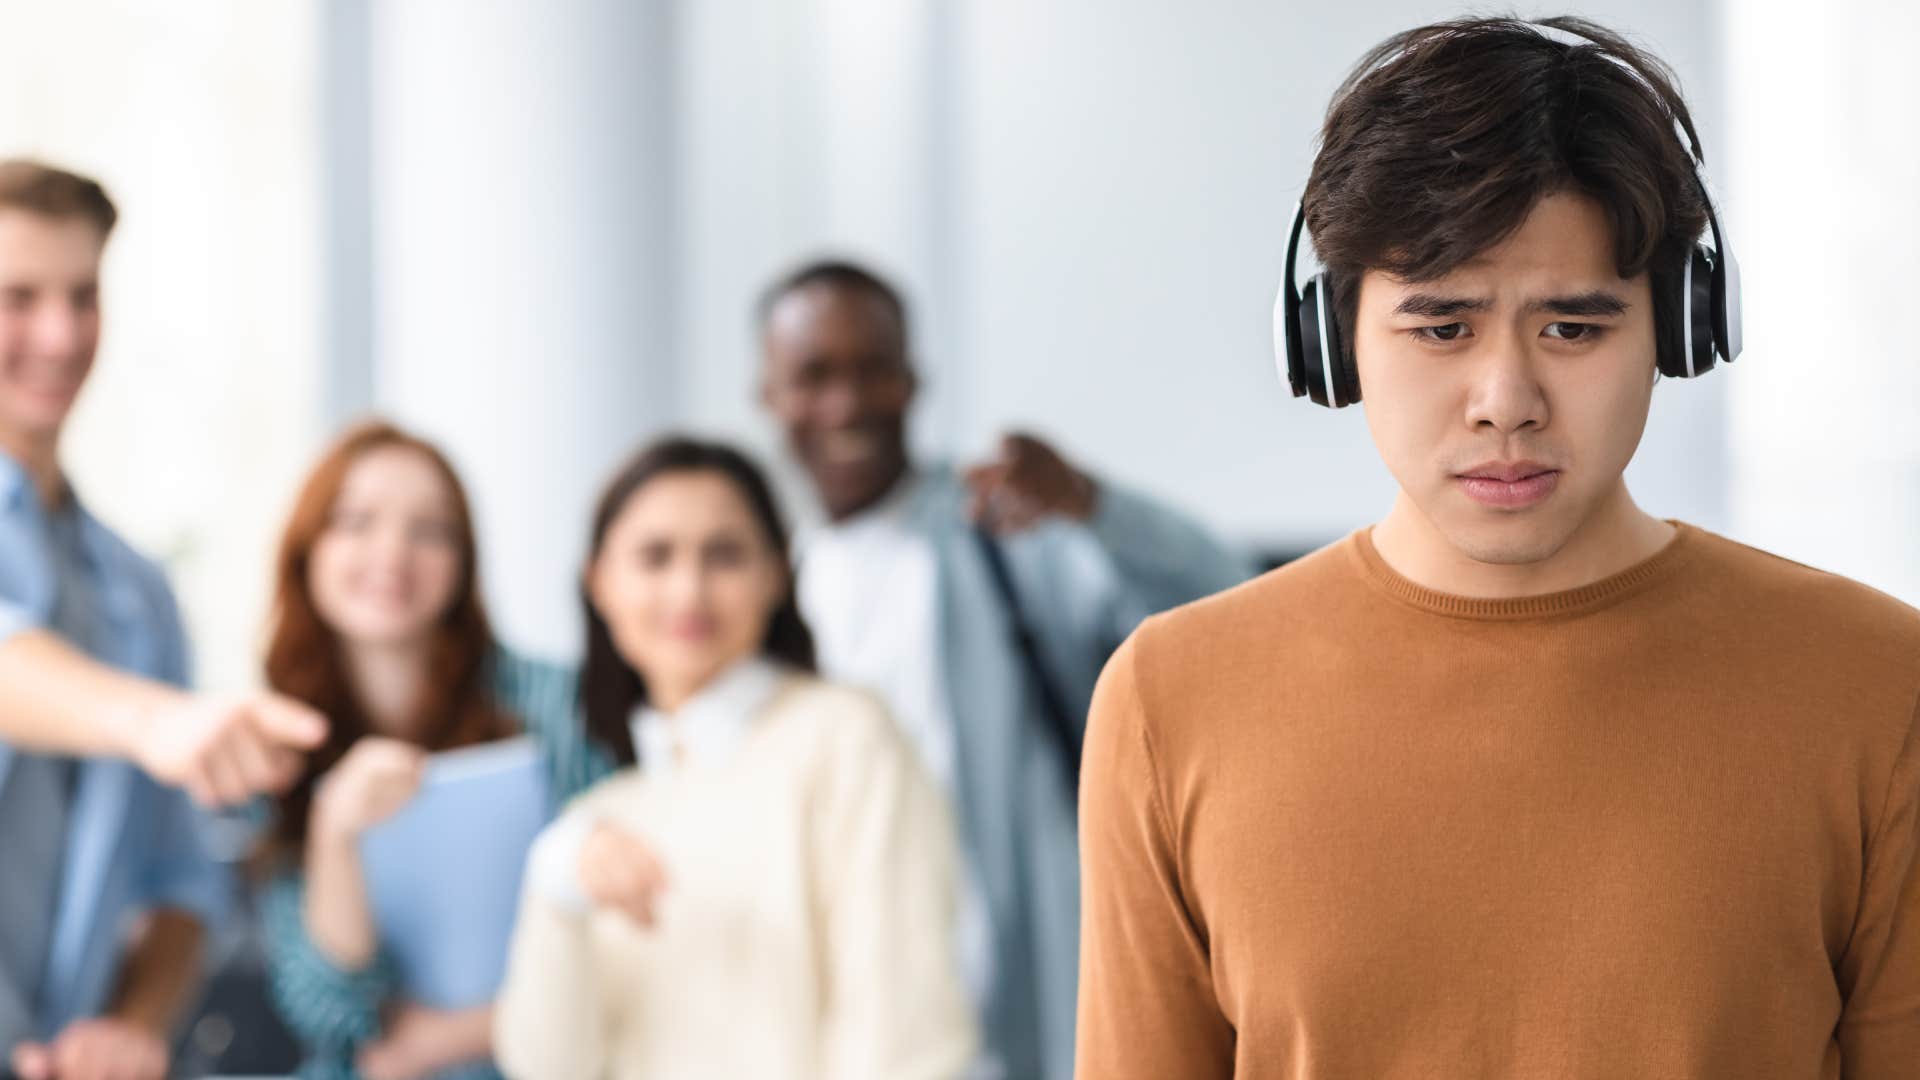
[1,0,1912,689]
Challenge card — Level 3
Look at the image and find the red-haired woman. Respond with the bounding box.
[253,421,611,1080]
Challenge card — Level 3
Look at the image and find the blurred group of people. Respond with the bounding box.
[0,159,1250,1080]
[13,11,1920,1080]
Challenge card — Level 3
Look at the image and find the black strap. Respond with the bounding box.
[970,527,1082,793]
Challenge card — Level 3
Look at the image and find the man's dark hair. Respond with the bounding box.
[1304,16,1710,359]
[756,258,911,348]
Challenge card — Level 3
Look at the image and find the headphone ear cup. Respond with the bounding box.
[1685,245,1716,377]
[1660,245,1717,378]
[1297,275,1333,407]
[1276,281,1307,399]
[1323,278,1360,407]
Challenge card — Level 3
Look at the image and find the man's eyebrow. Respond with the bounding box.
[1391,290,1632,318]
[1526,291,1630,317]
[1392,292,1492,317]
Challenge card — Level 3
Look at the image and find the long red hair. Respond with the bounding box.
[255,419,509,871]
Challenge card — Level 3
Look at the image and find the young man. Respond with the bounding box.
[759,261,1251,1079]
[1076,18,1919,1080]
[0,160,326,1080]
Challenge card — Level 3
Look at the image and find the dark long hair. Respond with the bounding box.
[579,436,816,766]
[256,420,509,872]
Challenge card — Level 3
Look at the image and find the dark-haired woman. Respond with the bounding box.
[495,437,973,1080]
[254,421,613,1080]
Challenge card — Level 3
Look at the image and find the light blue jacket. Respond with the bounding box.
[844,467,1252,1080]
[0,454,230,1042]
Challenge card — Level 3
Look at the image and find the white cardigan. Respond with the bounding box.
[494,671,976,1080]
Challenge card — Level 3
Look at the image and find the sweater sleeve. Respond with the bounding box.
[492,883,607,1080]
[1081,480,1254,640]
[812,694,977,1080]
[259,873,398,1057]
[1075,633,1234,1078]
[1836,691,1920,1077]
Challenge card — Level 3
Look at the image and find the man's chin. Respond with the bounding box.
[1435,510,1575,568]
[0,404,70,444]
[810,463,902,520]
[806,449,902,507]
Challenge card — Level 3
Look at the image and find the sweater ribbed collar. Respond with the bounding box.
[1349,521,1701,620]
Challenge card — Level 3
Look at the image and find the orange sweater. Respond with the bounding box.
[1077,524,1920,1079]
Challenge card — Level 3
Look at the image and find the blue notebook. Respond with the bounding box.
[358,736,549,1008]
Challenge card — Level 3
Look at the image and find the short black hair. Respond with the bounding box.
[756,258,912,348]
[1305,16,1710,358]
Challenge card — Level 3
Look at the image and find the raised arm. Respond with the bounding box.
[0,627,325,806]
[1077,481,1254,629]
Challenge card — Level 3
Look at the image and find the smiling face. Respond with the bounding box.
[759,282,917,521]
[1354,190,1658,568]
[307,445,468,652]
[0,209,105,454]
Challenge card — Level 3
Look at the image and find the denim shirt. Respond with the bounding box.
[0,452,231,1044]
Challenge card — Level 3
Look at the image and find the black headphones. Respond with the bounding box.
[1275,22,1744,409]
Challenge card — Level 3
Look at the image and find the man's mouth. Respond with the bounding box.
[8,371,83,400]
[1454,460,1560,509]
[819,429,884,467]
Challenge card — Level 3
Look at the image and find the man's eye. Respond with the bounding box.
[1413,323,1469,343]
[1544,322,1604,342]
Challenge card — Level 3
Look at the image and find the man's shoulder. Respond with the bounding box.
[1685,525,1920,649]
[80,514,169,578]
[1123,534,1363,676]
[0,495,178,611]
[76,511,182,618]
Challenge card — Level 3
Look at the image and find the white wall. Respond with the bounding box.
[363,0,679,658]
[674,0,966,484]
[1723,0,1920,605]
[321,1,1738,656]
[6,2,1907,685]
[0,1,325,692]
